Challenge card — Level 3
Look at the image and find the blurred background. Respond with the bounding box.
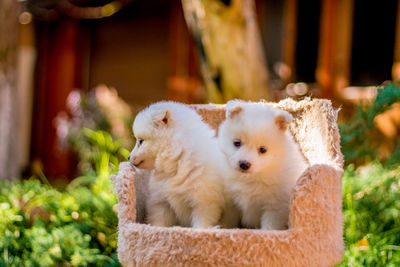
[1,0,400,266]
[1,0,399,180]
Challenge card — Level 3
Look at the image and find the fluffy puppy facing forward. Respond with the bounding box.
[218,100,308,230]
[129,101,239,229]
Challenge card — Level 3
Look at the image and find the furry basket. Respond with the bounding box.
[111,98,344,267]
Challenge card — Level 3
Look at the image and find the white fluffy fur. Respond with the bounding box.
[218,100,308,230]
[129,101,239,228]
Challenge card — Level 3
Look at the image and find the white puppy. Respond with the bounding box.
[129,101,239,228]
[218,100,308,230]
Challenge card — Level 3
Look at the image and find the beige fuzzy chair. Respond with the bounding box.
[111,98,344,267]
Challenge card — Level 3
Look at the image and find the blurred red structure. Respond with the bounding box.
[31,18,81,179]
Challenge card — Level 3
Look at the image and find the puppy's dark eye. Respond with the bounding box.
[259,147,267,154]
[138,139,144,145]
[233,140,241,148]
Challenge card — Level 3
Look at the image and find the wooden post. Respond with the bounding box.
[17,20,36,176]
[181,0,270,103]
[282,0,298,84]
[31,18,79,180]
[316,0,354,99]
[0,0,20,179]
[316,0,336,99]
[333,0,354,96]
[392,0,400,80]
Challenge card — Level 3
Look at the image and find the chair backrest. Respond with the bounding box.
[192,98,343,170]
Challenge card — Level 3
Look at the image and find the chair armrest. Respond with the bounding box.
[112,162,137,225]
[289,164,344,261]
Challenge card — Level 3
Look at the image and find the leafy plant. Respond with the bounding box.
[0,129,128,266]
[55,86,133,174]
[340,81,400,165]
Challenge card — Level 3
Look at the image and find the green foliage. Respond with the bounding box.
[340,82,400,165]
[0,130,128,266]
[56,88,133,174]
[69,129,130,185]
[339,82,400,265]
[339,162,400,266]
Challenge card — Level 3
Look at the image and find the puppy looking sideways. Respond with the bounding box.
[129,101,239,229]
[218,100,308,230]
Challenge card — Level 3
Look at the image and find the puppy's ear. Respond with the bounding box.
[228,106,243,119]
[274,110,292,131]
[226,100,244,119]
[153,109,170,126]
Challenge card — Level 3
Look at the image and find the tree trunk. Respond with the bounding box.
[0,0,20,179]
[181,0,270,103]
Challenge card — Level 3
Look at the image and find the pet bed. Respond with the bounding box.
[111,98,344,266]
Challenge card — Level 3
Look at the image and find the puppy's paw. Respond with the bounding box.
[261,210,288,230]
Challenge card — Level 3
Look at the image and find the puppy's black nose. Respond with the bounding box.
[239,160,251,171]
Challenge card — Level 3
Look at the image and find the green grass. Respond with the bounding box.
[340,162,400,266]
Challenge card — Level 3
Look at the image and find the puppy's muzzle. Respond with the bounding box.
[129,156,143,167]
[239,160,251,171]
